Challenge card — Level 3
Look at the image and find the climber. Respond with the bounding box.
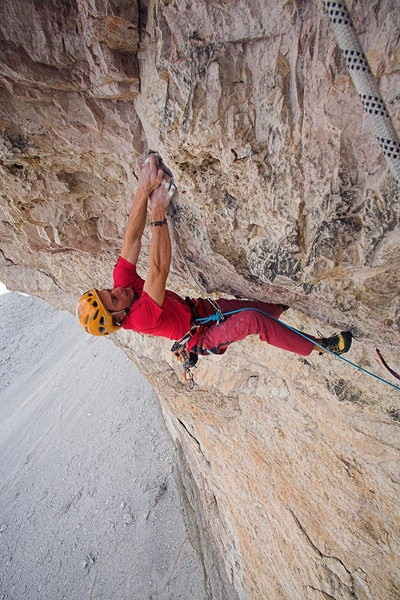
[76,153,353,360]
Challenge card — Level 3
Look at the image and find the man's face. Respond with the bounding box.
[97,287,136,312]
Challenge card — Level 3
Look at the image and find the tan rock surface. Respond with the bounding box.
[0,1,399,598]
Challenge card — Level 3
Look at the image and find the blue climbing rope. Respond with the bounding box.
[195,308,400,392]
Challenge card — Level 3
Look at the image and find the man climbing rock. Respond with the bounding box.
[77,153,352,362]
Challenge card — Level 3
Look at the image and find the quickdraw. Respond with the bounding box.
[172,346,198,389]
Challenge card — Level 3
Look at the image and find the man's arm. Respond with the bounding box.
[121,155,163,265]
[143,176,174,307]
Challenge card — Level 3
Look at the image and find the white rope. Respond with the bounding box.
[322,1,400,186]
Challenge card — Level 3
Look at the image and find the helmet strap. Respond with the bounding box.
[111,309,128,326]
[111,294,137,326]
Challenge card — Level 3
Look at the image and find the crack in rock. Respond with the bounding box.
[290,509,356,598]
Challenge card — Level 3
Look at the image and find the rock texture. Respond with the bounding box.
[0,1,399,599]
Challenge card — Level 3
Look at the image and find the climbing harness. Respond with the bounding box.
[322,0,400,186]
[170,297,225,384]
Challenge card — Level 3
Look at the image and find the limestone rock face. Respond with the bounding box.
[0,1,399,599]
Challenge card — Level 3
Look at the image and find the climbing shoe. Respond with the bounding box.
[319,331,353,355]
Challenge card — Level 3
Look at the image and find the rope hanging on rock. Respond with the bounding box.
[376,349,400,382]
[322,0,400,186]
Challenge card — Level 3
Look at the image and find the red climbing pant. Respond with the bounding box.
[187,298,315,356]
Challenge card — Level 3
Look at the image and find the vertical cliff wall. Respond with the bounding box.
[0,1,399,598]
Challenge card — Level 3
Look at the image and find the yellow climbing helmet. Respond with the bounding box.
[76,289,121,336]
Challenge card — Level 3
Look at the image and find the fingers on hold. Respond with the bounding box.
[145,155,158,167]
